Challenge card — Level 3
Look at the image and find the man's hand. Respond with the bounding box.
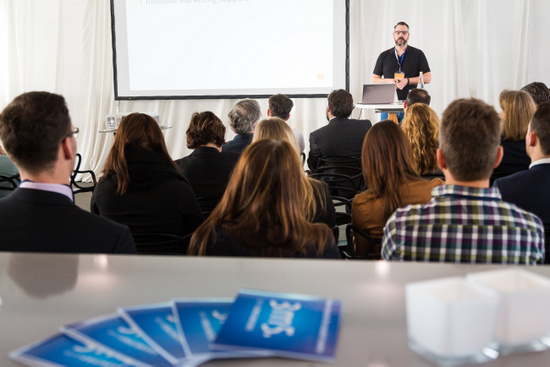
[395,78,408,90]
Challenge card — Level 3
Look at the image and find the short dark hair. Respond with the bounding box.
[521,82,550,106]
[405,88,431,107]
[327,89,354,118]
[186,111,226,149]
[0,91,72,174]
[268,94,294,119]
[228,99,261,134]
[530,102,550,155]
[440,98,501,181]
[394,21,409,30]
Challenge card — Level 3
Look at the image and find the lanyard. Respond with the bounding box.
[394,48,406,71]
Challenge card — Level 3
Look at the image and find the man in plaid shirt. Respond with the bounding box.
[382,98,544,264]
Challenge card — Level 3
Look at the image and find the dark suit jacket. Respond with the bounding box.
[222,133,253,154]
[0,188,136,254]
[307,117,372,170]
[176,147,239,212]
[494,163,550,263]
[492,139,530,182]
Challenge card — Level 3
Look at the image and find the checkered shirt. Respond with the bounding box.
[382,184,545,264]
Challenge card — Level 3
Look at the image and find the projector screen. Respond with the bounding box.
[110,0,349,100]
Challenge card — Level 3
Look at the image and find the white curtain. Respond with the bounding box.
[1,0,549,177]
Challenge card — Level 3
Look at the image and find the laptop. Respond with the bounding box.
[361,84,397,104]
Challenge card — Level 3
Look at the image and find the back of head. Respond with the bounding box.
[401,103,439,175]
[228,99,261,134]
[521,82,550,106]
[405,88,431,107]
[186,111,226,149]
[530,102,550,156]
[268,94,294,120]
[499,89,536,141]
[0,91,71,174]
[252,117,299,152]
[327,89,354,118]
[440,98,501,181]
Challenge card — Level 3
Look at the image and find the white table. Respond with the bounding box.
[355,103,404,121]
[1,253,550,366]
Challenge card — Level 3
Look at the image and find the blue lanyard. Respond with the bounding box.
[394,48,406,71]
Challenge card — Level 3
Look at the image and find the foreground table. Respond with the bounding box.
[1,253,549,366]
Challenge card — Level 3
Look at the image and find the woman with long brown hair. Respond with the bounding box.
[188,139,340,258]
[91,113,203,242]
[351,120,443,257]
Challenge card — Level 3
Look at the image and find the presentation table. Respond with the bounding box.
[355,103,404,123]
[1,253,550,366]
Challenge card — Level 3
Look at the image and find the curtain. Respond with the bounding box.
[1,0,549,177]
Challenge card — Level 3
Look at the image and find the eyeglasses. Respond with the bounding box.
[65,127,79,140]
[394,31,409,36]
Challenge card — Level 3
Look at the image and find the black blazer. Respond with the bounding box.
[0,188,136,254]
[492,139,531,181]
[221,133,253,154]
[176,147,239,211]
[307,117,372,170]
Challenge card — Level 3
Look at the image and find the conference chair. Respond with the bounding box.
[70,153,97,194]
[310,156,365,196]
[0,174,20,195]
[343,224,382,260]
[132,233,191,255]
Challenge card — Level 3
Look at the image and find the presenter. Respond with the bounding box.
[372,21,431,121]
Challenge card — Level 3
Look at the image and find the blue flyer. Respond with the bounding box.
[212,289,343,362]
[9,333,145,367]
[62,314,175,367]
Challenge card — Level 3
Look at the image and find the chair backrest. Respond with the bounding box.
[311,156,365,194]
[71,153,97,194]
[0,174,20,195]
[343,224,382,260]
[132,233,191,255]
[308,171,359,202]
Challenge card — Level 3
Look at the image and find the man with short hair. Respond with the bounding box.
[382,98,544,264]
[494,102,550,263]
[521,82,550,106]
[223,99,261,154]
[403,88,431,111]
[0,91,137,253]
[267,94,305,153]
[307,89,372,170]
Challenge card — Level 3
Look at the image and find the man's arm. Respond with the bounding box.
[307,133,322,171]
[371,74,395,84]
[381,213,402,260]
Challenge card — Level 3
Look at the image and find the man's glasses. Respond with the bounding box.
[394,31,409,36]
[65,127,79,140]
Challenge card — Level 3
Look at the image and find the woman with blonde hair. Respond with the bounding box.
[401,103,440,176]
[492,89,536,180]
[91,113,203,244]
[351,121,444,257]
[253,118,335,228]
[188,139,340,258]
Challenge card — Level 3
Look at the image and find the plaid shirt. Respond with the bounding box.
[382,185,545,264]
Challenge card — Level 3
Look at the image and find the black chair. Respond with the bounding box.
[342,224,382,260]
[132,233,191,255]
[310,156,365,196]
[0,174,20,195]
[308,171,359,206]
[71,153,97,194]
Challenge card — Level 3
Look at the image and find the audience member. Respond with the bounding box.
[492,90,536,181]
[382,98,544,264]
[352,121,443,257]
[403,88,431,111]
[494,102,550,263]
[521,82,550,106]
[253,117,335,228]
[188,139,340,258]
[307,89,372,170]
[222,99,261,154]
[0,91,136,253]
[267,94,305,153]
[0,144,19,197]
[176,111,239,214]
[401,103,441,176]
[91,113,203,243]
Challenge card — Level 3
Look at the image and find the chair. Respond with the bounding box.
[311,156,365,194]
[342,224,382,260]
[71,153,97,194]
[132,233,191,255]
[0,174,20,195]
[308,171,359,205]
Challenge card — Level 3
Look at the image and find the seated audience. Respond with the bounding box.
[307,89,372,170]
[253,117,335,228]
[401,103,441,176]
[0,91,136,253]
[352,120,443,257]
[403,88,431,111]
[91,113,203,242]
[494,102,550,263]
[0,144,19,197]
[176,112,239,214]
[267,94,305,153]
[188,139,340,258]
[222,99,261,154]
[521,82,550,106]
[382,98,544,264]
[491,90,536,181]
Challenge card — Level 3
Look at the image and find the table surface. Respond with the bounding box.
[1,253,550,366]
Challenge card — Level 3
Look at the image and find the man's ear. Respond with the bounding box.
[527,131,537,147]
[267,108,271,117]
[285,114,291,122]
[436,148,446,169]
[403,100,408,110]
[493,145,503,168]
[61,138,74,161]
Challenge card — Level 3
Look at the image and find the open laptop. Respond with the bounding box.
[361,84,397,104]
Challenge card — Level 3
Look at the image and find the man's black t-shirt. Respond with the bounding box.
[373,45,430,101]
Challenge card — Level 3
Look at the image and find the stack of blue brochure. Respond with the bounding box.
[10,289,343,366]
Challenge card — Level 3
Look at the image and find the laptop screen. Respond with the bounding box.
[361,84,396,104]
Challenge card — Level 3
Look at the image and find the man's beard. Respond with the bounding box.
[395,38,407,47]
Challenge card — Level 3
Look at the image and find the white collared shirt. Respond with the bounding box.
[20,181,74,202]
[529,158,550,169]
